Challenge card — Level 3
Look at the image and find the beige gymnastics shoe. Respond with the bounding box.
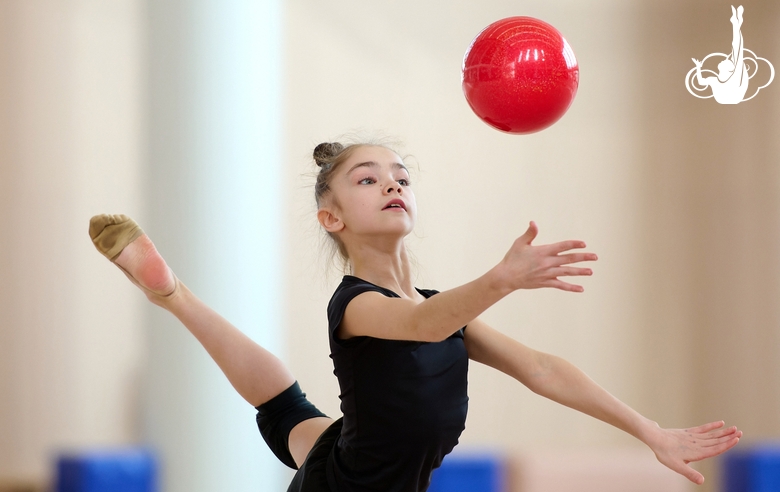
[89,214,179,299]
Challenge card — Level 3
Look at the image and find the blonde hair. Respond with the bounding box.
[313,139,405,274]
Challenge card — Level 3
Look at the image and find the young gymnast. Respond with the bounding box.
[89,141,741,491]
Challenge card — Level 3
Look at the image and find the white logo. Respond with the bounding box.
[685,5,774,104]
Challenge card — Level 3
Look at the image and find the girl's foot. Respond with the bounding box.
[89,214,178,301]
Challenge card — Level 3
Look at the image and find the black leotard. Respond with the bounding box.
[324,275,469,491]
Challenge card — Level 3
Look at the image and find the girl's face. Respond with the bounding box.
[319,145,416,241]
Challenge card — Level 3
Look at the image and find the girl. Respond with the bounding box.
[89,141,741,491]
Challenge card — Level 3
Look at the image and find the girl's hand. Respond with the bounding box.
[647,421,742,485]
[495,221,597,292]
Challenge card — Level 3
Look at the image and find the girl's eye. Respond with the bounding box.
[398,179,410,186]
[358,177,376,185]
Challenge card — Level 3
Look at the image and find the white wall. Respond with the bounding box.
[0,0,147,483]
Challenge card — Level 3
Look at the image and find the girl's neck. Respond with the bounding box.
[348,241,418,300]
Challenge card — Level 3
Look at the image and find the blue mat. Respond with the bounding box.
[428,453,504,492]
[723,443,780,492]
[56,449,157,492]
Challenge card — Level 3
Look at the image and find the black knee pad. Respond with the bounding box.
[256,381,328,469]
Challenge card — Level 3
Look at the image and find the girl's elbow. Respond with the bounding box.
[520,354,557,392]
[520,369,552,395]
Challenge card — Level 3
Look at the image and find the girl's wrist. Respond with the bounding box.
[484,265,514,297]
[636,417,662,447]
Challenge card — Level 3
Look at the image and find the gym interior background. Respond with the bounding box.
[1,1,778,491]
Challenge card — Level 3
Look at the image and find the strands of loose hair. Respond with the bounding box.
[311,134,409,275]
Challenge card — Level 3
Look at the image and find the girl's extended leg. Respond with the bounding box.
[89,214,333,468]
[112,229,295,406]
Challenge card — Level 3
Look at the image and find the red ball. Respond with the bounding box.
[462,17,579,134]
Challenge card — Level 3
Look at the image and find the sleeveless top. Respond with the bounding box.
[325,275,469,491]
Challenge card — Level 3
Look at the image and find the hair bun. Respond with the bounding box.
[313,142,344,167]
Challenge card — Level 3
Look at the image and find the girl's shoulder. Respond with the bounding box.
[332,275,438,301]
[327,276,397,321]
[337,275,394,293]
[326,276,439,343]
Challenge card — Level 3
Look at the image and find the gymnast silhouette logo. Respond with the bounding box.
[685,5,774,104]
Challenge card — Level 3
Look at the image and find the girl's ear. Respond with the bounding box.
[317,207,344,233]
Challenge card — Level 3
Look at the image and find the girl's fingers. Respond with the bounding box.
[687,421,725,433]
[553,253,598,266]
[706,436,741,453]
[684,466,705,485]
[547,240,588,255]
[519,221,539,245]
[683,434,740,461]
[549,267,593,278]
[663,456,704,485]
[543,279,585,293]
[689,438,740,462]
[701,426,739,440]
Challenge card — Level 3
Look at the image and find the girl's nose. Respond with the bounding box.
[385,184,402,194]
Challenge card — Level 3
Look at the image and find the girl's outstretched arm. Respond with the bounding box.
[463,317,742,485]
[341,222,597,342]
